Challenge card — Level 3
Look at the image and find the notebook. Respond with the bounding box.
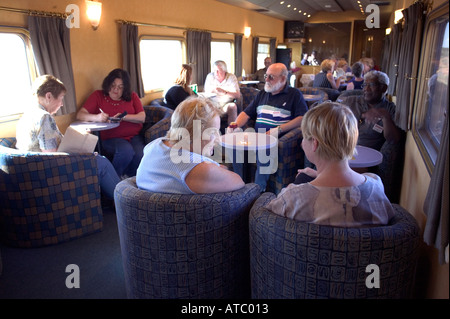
[57,126,98,153]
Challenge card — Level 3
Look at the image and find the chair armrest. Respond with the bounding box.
[141,105,173,135]
[0,149,99,188]
[250,192,276,212]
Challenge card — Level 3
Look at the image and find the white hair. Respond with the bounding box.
[364,70,390,87]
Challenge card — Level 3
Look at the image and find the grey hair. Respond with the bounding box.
[364,70,390,87]
[214,60,228,73]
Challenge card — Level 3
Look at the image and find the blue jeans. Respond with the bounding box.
[230,147,277,193]
[101,135,144,177]
[95,155,120,199]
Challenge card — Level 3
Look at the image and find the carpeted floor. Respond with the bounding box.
[0,208,127,299]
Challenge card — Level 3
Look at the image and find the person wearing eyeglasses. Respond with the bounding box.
[227,63,308,192]
[339,70,403,151]
[16,75,120,201]
[77,68,146,178]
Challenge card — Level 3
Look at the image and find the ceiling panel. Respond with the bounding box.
[215,0,393,23]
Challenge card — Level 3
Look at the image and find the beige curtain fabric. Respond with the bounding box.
[121,24,145,98]
[28,15,77,115]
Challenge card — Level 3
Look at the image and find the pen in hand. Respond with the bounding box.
[99,108,108,122]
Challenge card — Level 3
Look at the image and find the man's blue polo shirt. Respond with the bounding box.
[243,84,308,132]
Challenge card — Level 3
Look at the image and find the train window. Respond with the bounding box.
[257,43,270,69]
[413,4,449,172]
[140,38,185,92]
[211,41,233,73]
[0,30,35,117]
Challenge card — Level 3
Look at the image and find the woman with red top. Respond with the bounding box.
[77,68,145,177]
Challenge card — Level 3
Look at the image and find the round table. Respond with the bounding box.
[220,131,278,183]
[349,145,383,168]
[70,121,120,131]
[220,131,278,151]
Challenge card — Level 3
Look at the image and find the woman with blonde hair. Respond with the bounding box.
[164,64,197,110]
[136,96,244,194]
[313,59,344,90]
[266,102,394,227]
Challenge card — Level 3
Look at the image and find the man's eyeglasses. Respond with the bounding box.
[264,74,279,81]
[361,82,379,89]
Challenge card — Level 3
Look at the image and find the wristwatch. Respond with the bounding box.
[278,126,282,133]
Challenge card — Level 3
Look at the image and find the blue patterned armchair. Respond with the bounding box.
[141,104,173,144]
[249,192,421,299]
[0,137,103,248]
[266,127,304,195]
[114,177,261,299]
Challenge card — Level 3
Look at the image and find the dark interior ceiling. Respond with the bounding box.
[215,0,394,25]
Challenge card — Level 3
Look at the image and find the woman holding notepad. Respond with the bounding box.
[77,68,145,178]
[16,75,120,200]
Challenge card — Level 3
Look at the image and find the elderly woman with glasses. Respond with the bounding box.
[77,68,146,178]
[16,75,120,200]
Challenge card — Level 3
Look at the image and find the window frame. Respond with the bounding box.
[256,42,270,70]
[210,38,234,74]
[139,35,187,93]
[0,26,38,120]
[412,2,449,174]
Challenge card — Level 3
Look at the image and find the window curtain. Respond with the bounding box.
[385,23,403,97]
[394,1,425,130]
[423,106,449,265]
[381,33,391,73]
[28,15,77,115]
[252,37,259,73]
[269,38,277,62]
[187,31,211,88]
[121,23,145,98]
[234,34,243,77]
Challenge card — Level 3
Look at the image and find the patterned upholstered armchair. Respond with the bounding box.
[0,137,103,248]
[266,127,304,195]
[141,104,173,144]
[114,177,261,299]
[316,87,341,101]
[249,193,421,299]
[299,87,328,109]
[238,87,260,115]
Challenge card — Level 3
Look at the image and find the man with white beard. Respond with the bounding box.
[228,63,308,192]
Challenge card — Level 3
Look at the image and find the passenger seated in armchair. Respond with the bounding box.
[228,63,308,192]
[76,68,145,178]
[266,102,395,227]
[136,96,244,194]
[340,70,403,151]
[204,60,240,125]
[16,75,120,199]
